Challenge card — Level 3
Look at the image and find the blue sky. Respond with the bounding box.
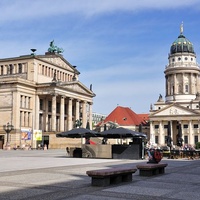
[0,0,200,115]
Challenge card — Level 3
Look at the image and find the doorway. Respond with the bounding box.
[0,135,5,149]
[43,136,49,149]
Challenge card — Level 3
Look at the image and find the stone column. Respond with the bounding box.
[174,74,177,94]
[75,99,80,121]
[29,112,32,128]
[170,120,173,144]
[67,98,73,130]
[159,121,165,145]
[60,96,65,132]
[35,95,40,130]
[21,111,24,127]
[150,121,155,145]
[190,73,192,94]
[189,120,193,145]
[88,102,93,129]
[82,101,87,128]
[51,94,57,131]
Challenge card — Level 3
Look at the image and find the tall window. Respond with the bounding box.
[154,125,159,129]
[48,101,52,112]
[194,135,198,144]
[185,84,189,93]
[18,63,22,73]
[20,95,23,107]
[40,99,43,110]
[155,136,159,144]
[56,103,60,113]
[184,135,188,144]
[9,64,13,74]
[1,65,3,75]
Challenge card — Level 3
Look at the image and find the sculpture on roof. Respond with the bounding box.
[48,40,64,54]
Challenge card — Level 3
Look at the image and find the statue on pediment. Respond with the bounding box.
[48,40,64,54]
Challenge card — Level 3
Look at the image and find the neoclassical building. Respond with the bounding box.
[0,42,95,149]
[149,24,200,148]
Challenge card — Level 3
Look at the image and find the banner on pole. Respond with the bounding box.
[21,129,32,140]
[33,130,42,141]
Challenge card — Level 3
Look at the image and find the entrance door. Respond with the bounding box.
[43,136,49,149]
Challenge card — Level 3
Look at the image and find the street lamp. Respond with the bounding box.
[3,122,14,150]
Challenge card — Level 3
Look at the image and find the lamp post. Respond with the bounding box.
[3,122,14,150]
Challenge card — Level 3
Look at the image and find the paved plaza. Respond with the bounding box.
[0,149,200,200]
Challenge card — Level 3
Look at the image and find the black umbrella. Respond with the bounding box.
[56,128,97,138]
[99,127,147,139]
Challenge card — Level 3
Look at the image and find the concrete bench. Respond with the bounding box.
[86,167,137,186]
[136,163,168,177]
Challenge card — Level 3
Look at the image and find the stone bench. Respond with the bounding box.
[86,167,137,186]
[136,163,168,177]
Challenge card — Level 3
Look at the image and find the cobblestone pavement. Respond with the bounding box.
[0,149,200,200]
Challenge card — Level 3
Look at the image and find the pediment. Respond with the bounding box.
[60,81,94,96]
[39,56,73,71]
[152,104,198,117]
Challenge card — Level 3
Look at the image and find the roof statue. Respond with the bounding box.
[180,21,183,35]
[48,40,64,54]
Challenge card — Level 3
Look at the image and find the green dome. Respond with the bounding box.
[170,34,194,54]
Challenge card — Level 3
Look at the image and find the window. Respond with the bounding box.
[42,65,45,75]
[40,99,43,110]
[155,136,158,144]
[193,124,198,129]
[56,103,60,113]
[184,135,188,144]
[48,101,52,112]
[1,65,3,75]
[164,125,168,129]
[28,97,31,108]
[154,125,159,129]
[20,95,23,107]
[185,85,189,93]
[18,63,22,73]
[194,135,198,144]
[9,64,13,74]
[183,124,188,129]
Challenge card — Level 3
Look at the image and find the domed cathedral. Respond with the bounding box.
[149,23,200,148]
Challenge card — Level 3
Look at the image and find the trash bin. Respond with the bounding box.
[73,148,82,158]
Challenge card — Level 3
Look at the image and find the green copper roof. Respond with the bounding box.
[170,34,194,54]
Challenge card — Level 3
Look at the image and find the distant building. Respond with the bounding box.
[96,106,149,137]
[150,24,200,148]
[0,41,95,149]
[92,112,106,127]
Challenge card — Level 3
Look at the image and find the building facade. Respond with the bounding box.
[0,42,95,149]
[149,24,200,148]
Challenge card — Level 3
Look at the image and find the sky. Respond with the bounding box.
[0,0,200,115]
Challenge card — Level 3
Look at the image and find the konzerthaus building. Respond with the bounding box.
[0,41,95,149]
[149,24,200,148]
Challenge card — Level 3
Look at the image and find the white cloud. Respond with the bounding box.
[0,0,199,23]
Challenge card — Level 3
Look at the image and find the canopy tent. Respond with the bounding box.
[56,128,97,138]
[97,127,147,139]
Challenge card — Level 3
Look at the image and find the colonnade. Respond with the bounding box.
[166,73,199,96]
[34,94,93,132]
[150,120,200,147]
